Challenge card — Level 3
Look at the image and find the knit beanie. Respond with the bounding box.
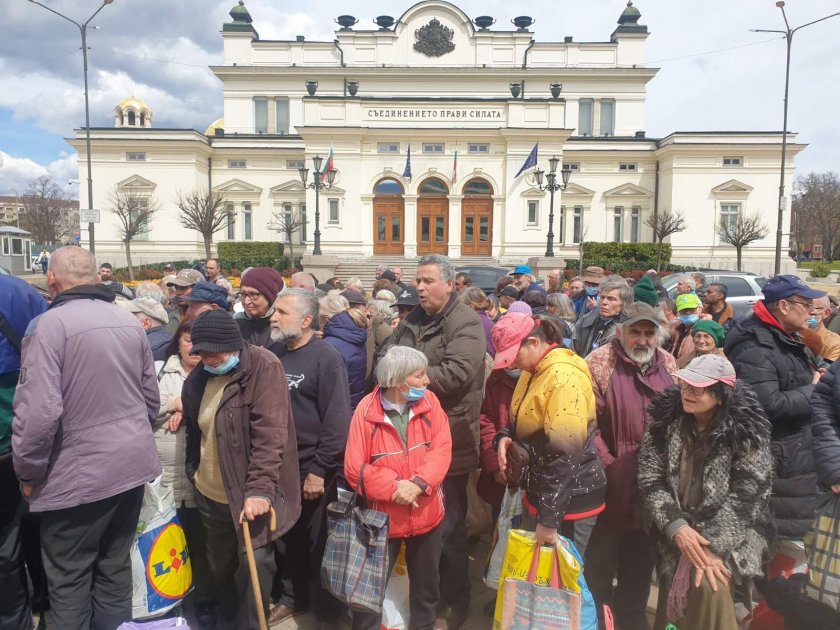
[633,275,659,307]
[691,319,726,348]
[240,267,283,304]
[189,310,244,354]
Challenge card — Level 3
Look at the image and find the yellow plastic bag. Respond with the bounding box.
[492,529,581,628]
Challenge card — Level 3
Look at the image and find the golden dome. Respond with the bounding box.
[117,96,149,111]
[205,117,225,135]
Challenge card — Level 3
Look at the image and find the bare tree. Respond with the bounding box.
[107,187,159,281]
[792,172,840,261]
[716,211,769,271]
[19,176,75,245]
[175,189,228,259]
[645,209,687,271]
[267,207,306,264]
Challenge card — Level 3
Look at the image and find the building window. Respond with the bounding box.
[619,163,637,172]
[631,207,640,243]
[11,238,23,255]
[377,143,399,154]
[127,111,136,126]
[573,206,582,244]
[559,206,566,244]
[600,99,615,136]
[225,204,235,240]
[228,160,246,169]
[243,203,252,240]
[130,199,151,241]
[578,99,594,136]
[126,152,146,161]
[563,162,579,172]
[527,200,539,226]
[286,160,305,170]
[613,207,623,242]
[328,198,339,224]
[720,203,740,243]
[468,143,489,154]
[723,156,743,167]
[300,203,307,242]
[275,99,290,134]
[423,143,444,154]
[254,98,268,134]
[2,237,9,255]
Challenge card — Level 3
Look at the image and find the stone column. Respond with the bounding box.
[447,194,463,259]
[403,194,418,258]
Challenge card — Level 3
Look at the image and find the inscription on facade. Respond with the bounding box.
[366,108,503,119]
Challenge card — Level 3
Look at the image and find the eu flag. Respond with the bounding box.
[402,144,412,179]
[514,143,538,178]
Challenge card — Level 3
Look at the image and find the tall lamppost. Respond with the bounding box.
[752,1,840,275]
[534,156,572,257]
[28,0,115,255]
[299,155,337,256]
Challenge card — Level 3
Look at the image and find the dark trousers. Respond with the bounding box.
[177,505,213,605]
[519,512,597,559]
[194,491,275,630]
[438,474,471,613]
[0,460,32,630]
[273,479,343,621]
[352,525,444,630]
[39,485,144,630]
[584,522,657,630]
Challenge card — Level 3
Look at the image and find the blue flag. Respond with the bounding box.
[515,143,538,178]
[402,144,412,179]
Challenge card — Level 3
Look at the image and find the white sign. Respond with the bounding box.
[80,209,101,223]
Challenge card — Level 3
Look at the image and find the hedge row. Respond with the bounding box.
[581,242,671,265]
[563,259,695,275]
[217,241,284,259]
[114,255,291,281]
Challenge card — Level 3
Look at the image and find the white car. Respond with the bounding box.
[663,271,767,316]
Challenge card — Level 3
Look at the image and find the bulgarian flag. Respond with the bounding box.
[451,147,458,185]
[319,147,334,181]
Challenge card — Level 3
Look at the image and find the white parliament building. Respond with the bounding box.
[69,0,803,275]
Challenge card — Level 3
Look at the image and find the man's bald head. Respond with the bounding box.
[47,246,97,296]
[815,295,831,311]
[290,271,315,292]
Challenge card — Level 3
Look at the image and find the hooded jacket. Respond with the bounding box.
[725,306,820,539]
[146,325,173,362]
[323,311,369,410]
[344,388,452,539]
[477,370,517,507]
[808,360,840,488]
[574,309,628,358]
[499,346,606,529]
[12,284,161,512]
[390,294,486,476]
[638,384,774,590]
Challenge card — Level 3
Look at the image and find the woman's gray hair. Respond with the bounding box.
[418,254,455,283]
[136,281,165,304]
[376,346,429,388]
[319,293,349,320]
[369,299,397,324]
[677,274,696,290]
[547,293,576,320]
[599,275,633,307]
[375,289,397,305]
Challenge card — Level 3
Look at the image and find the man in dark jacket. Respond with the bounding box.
[574,275,631,358]
[183,309,300,629]
[0,275,47,630]
[725,274,825,540]
[390,254,486,630]
[125,296,173,361]
[583,303,676,630]
[268,288,352,626]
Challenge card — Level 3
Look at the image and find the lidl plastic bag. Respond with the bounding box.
[118,619,191,629]
[381,543,410,630]
[484,488,525,589]
[131,478,192,619]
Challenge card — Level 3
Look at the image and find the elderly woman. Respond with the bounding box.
[677,319,726,368]
[493,313,605,554]
[234,267,284,349]
[319,292,368,410]
[461,286,497,357]
[344,346,452,630]
[368,298,396,351]
[638,354,773,630]
[575,275,632,358]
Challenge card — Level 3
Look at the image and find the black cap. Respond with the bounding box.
[341,289,367,306]
[186,281,229,308]
[380,269,397,282]
[189,310,244,355]
[500,286,519,299]
[395,286,419,307]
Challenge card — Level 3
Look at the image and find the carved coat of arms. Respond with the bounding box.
[414,18,455,57]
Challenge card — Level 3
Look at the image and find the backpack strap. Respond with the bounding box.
[155,360,166,382]
[0,313,22,353]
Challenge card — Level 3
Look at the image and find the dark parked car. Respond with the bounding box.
[455,265,511,294]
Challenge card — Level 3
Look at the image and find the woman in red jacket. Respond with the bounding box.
[344,345,453,630]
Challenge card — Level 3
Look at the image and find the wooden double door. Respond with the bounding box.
[461,197,492,256]
[373,198,404,255]
[417,197,448,255]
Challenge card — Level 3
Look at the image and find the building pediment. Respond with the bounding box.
[603,183,653,197]
[212,178,263,195]
[560,182,596,197]
[270,180,306,194]
[711,179,753,194]
[520,186,546,198]
[116,175,156,191]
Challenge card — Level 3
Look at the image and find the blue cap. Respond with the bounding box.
[510,264,533,276]
[186,281,229,308]
[761,274,825,303]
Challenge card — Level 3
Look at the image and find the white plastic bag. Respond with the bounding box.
[380,544,410,630]
[131,477,193,619]
[483,487,524,589]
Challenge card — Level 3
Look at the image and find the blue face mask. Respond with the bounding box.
[585,287,599,298]
[204,354,240,375]
[504,368,522,379]
[405,386,426,404]
[679,314,700,327]
[807,316,819,329]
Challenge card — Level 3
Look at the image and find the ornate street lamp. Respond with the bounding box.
[28,0,115,255]
[533,156,572,257]
[299,155,337,255]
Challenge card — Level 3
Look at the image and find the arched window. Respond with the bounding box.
[140,112,146,126]
[374,178,404,195]
[463,178,493,196]
[419,178,449,195]
[127,111,136,126]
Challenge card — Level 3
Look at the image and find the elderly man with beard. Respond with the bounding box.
[583,302,676,630]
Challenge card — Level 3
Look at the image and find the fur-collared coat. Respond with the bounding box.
[637,383,774,590]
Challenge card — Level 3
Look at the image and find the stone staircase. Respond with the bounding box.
[333,256,503,291]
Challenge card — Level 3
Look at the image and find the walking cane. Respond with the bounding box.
[242,506,277,630]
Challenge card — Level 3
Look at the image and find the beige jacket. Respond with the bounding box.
[155,355,195,507]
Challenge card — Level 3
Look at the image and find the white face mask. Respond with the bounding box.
[504,368,522,379]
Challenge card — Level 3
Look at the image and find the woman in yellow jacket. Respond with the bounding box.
[493,312,606,554]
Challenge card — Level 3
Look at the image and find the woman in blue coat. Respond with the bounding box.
[320,292,369,410]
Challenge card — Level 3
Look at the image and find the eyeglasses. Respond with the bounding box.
[239,291,262,301]
[679,382,711,397]
[785,299,814,312]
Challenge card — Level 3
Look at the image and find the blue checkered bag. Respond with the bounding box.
[321,466,390,613]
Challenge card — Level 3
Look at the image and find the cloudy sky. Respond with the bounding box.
[1,0,838,197]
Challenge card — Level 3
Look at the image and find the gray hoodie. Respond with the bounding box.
[12,284,161,512]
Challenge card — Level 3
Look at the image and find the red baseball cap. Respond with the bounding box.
[491,312,536,369]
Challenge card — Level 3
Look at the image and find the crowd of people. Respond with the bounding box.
[2,250,840,630]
